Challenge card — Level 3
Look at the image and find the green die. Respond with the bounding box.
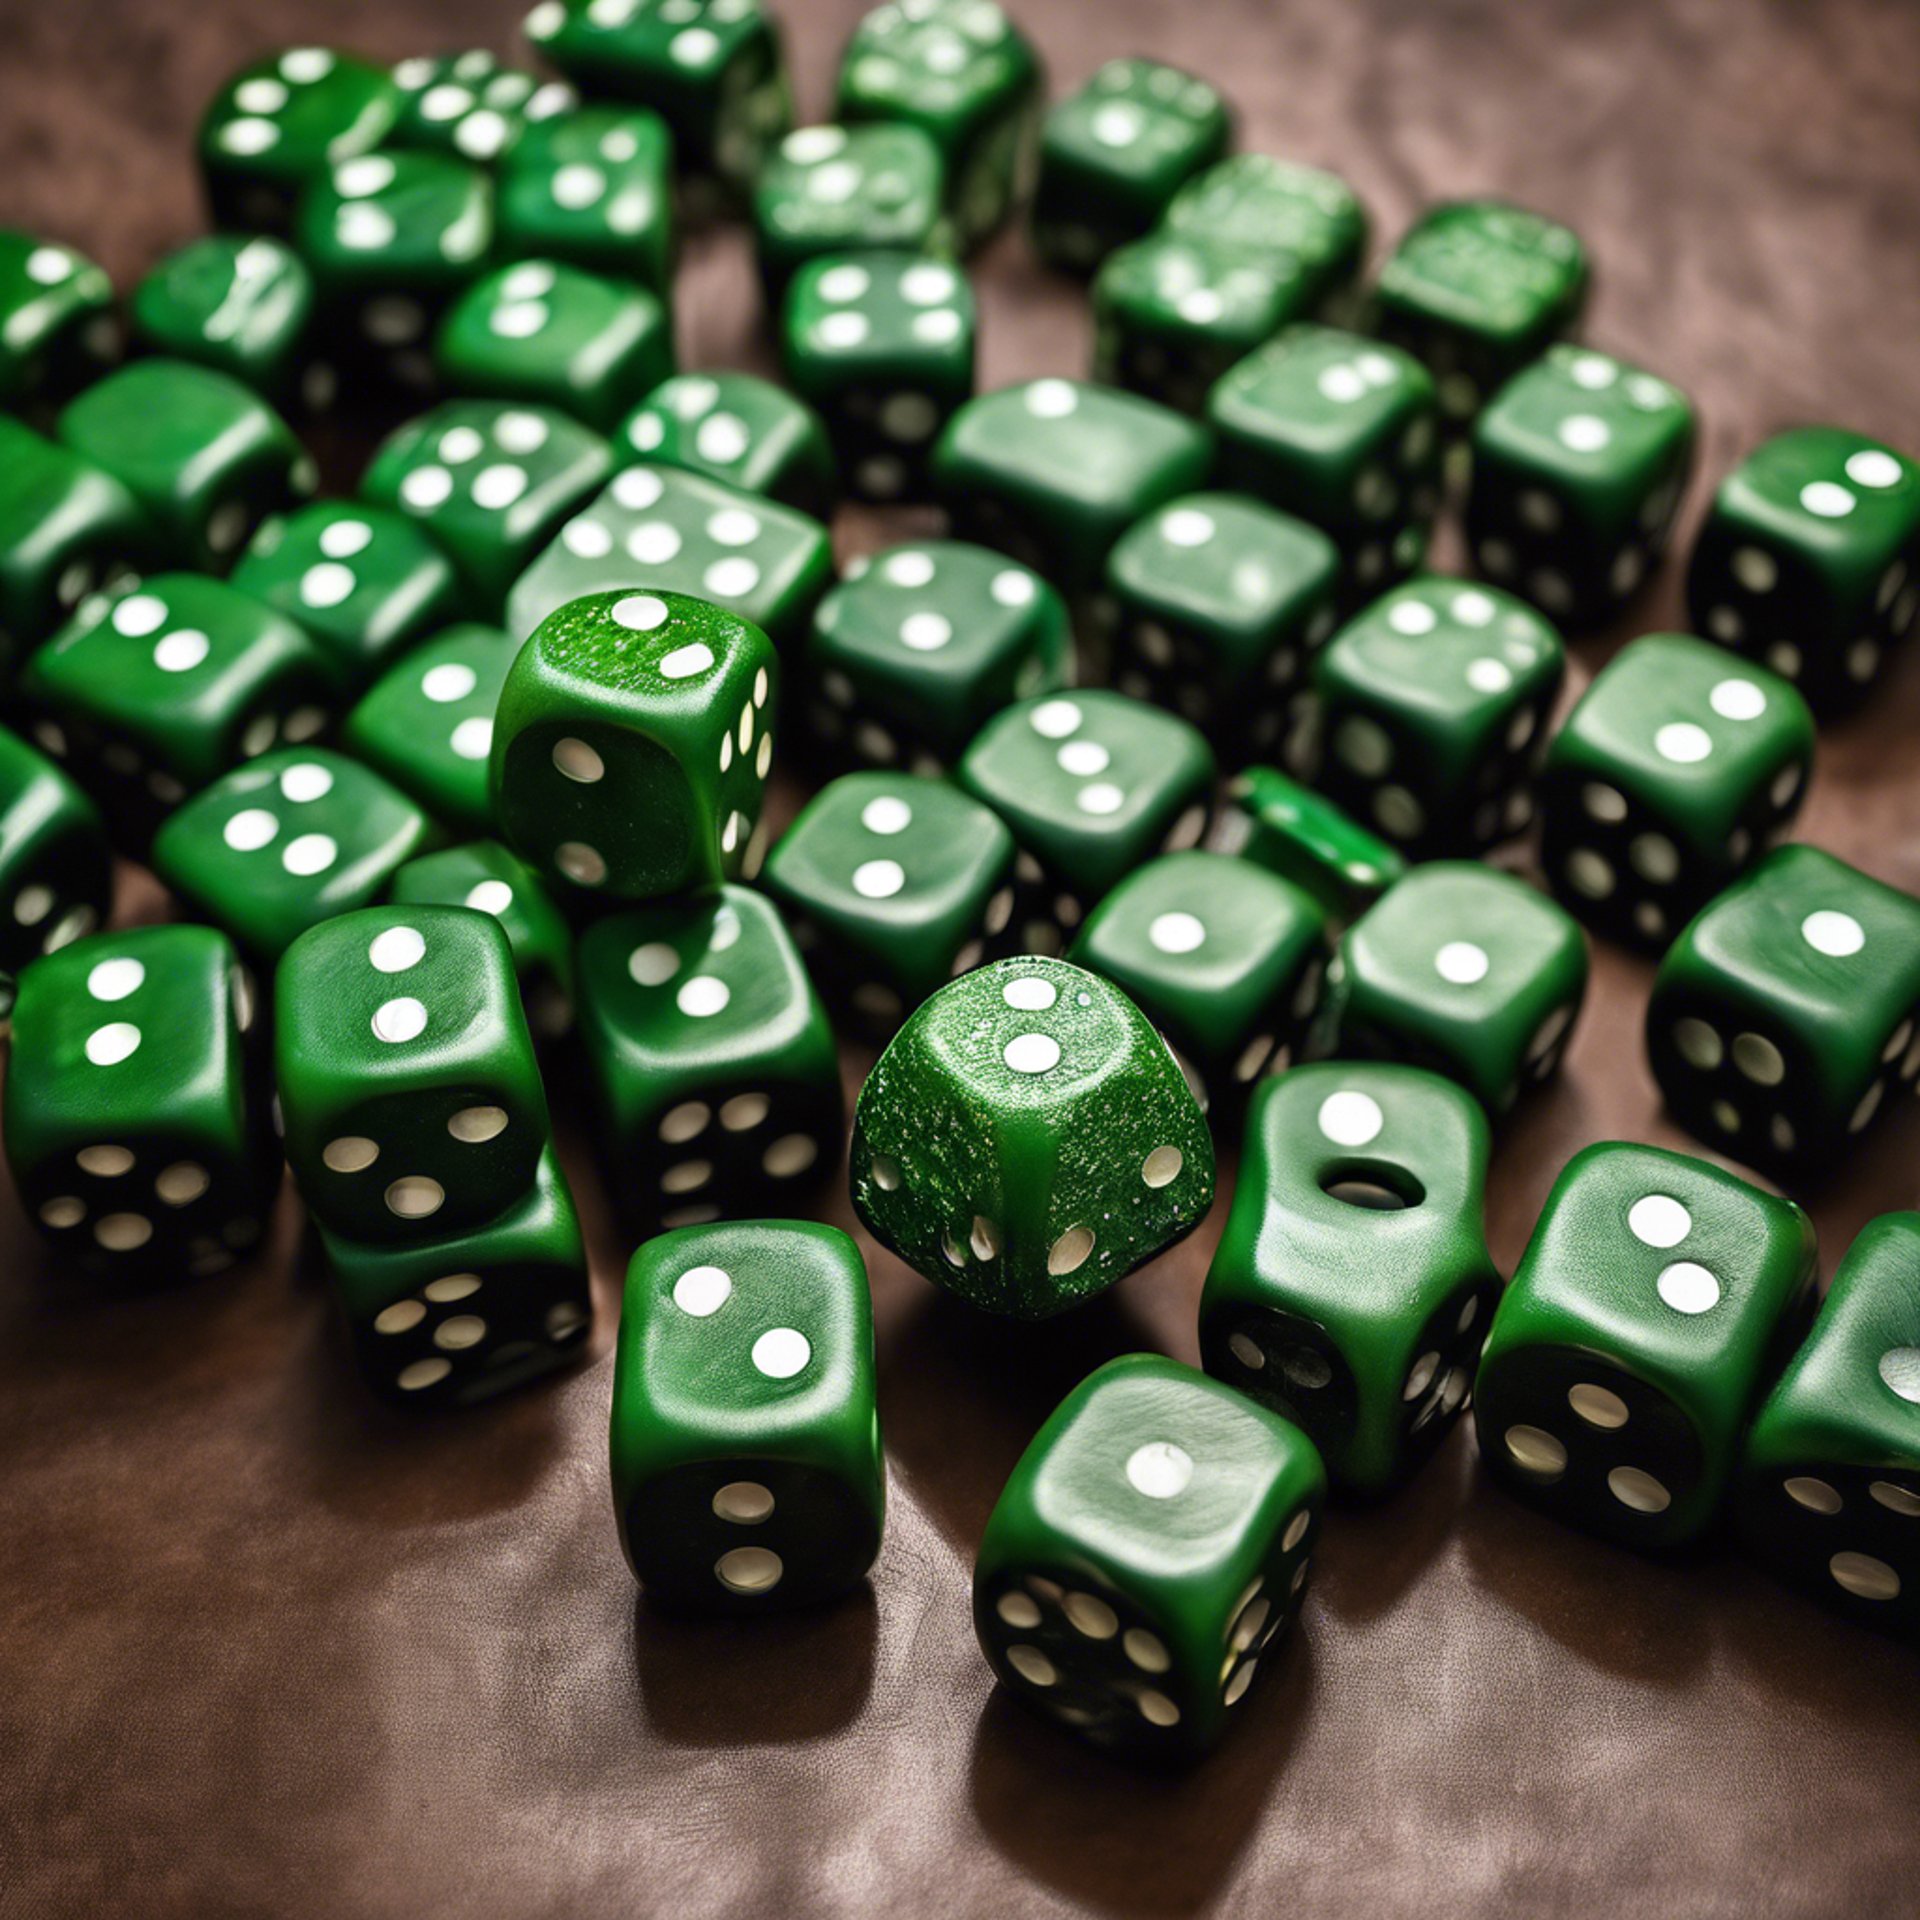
[1686,428,1920,713]
[388,49,576,165]
[1646,845,1920,1177]
[1030,59,1230,274]
[276,905,550,1244]
[57,360,313,573]
[1737,1213,1920,1638]
[1207,325,1442,593]
[3,924,277,1278]
[1101,491,1339,753]
[434,260,673,433]
[1321,862,1590,1115]
[1068,851,1329,1108]
[804,539,1068,770]
[1165,157,1368,314]
[1475,1141,1815,1550]
[0,230,117,417]
[1202,1063,1498,1493]
[343,624,521,834]
[198,47,400,232]
[576,886,842,1230]
[1372,199,1588,424]
[835,0,1042,248]
[231,501,464,694]
[321,1145,591,1406]
[496,105,675,293]
[1210,766,1406,923]
[612,1219,883,1611]
[761,770,1018,1033]
[1539,633,1815,951]
[1306,578,1566,858]
[491,588,776,899]
[933,378,1214,597]
[153,749,437,965]
[974,1354,1322,1762]
[851,955,1215,1317]
[0,725,112,971]
[509,462,832,647]
[361,399,613,610]
[129,237,319,413]
[780,252,975,503]
[620,371,835,519]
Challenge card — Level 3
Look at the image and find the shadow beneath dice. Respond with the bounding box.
[1712,1553,1920,1710]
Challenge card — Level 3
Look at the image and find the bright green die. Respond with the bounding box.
[1737,1213,1920,1639]
[761,770,1018,1032]
[612,1219,883,1611]
[1068,851,1330,1108]
[496,105,674,292]
[619,371,836,518]
[1475,1141,1815,1551]
[491,587,776,900]
[3,923,278,1279]
[1210,766,1406,923]
[1321,861,1590,1115]
[1165,157,1368,315]
[129,236,317,411]
[388,49,576,165]
[1646,845,1920,1178]
[851,955,1215,1317]
[0,230,116,416]
[57,360,313,572]
[1201,1063,1498,1493]
[974,1354,1322,1762]
[153,748,437,965]
[0,724,113,972]
[1307,577,1567,858]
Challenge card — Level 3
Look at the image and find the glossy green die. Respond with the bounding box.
[933,378,1213,597]
[491,588,775,899]
[361,399,613,610]
[276,905,550,1244]
[1646,845,1920,1177]
[1209,767,1406,923]
[1306,578,1566,858]
[851,956,1215,1317]
[974,1353,1322,1762]
[496,105,674,292]
[57,360,312,572]
[762,771,1018,1032]
[803,539,1067,769]
[0,725,112,971]
[1165,157,1368,315]
[153,749,437,965]
[4,924,277,1279]
[389,49,576,165]
[1373,199,1588,423]
[129,237,317,411]
[1685,428,1920,713]
[1030,59,1230,274]
[612,1219,883,1611]
[1737,1213,1920,1638]
[576,886,842,1230]
[619,371,835,517]
[0,230,117,416]
[322,1145,591,1407]
[1475,1141,1815,1550]
[1069,852,1329,1109]
[1538,633,1815,950]
[1321,862,1589,1115]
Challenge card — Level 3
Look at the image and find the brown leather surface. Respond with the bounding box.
[4,2,1920,1915]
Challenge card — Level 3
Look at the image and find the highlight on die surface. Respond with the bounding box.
[0,724,114,973]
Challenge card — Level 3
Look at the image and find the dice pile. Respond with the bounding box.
[0,0,1916,1766]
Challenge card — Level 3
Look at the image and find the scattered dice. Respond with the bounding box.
[496,104,674,292]
[388,48,575,165]
[129,236,319,413]
[619,371,836,517]
[0,229,116,416]
[1163,155,1368,314]
[1209,766,1406,922]
[0,725,113,972]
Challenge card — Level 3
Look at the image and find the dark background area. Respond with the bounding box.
[3,1,1920,1915]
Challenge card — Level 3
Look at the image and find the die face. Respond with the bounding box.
[1210,766,1407,922]
[130,237,315,404]
[850,956,1216,1317]
[0,230,117,413]
[492,587,776,899]
[1647,844,1920,1174]
[1165,157,1368,311]
[495,105,674,291]
[388,50,576,166]
[619,371,836,518]
[974,1355,1322,1760]
[1201,1064,1497,1493]
[1540,633,1815,949]
[1476,1141,1816,1549]
[0,725,112,971]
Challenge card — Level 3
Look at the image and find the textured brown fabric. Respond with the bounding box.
[4,1,1920,1915]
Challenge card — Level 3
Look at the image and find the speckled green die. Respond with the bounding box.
[0,725,112,972]
[0,230,117,416]
[388,49,575,165]
[1475,1141,1815,1551]
[496,105,674,291]
[1165,157,1367,316]
[619,371,836,517]
[851,956,1214,1317]
[974,1354,1321,1762]
[130,237,318,412]
[1209,767,1406,923]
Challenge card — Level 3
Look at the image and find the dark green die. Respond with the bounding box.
[1738,1213,1920,1639]
[388,49,576,165]
[1202,1062,1499,1493]
[0,725,112,971]
[0,230,117,416]
[1321,862,1590,1115]
[1030,59,1230,274]
[1686,428,1920,713]
[612,1219,883,1611]
[619,371,835,518]
[1476,1141,1815,1551]
[974,1354,1322,1761]
[129,236,318,412]
[1306,578,1566,858]
[1210,766,1406,923]
[1646,845,1920,1177]
[1165,157,1368,316]
[1539,633,1815,950]
[496,105,674,292]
